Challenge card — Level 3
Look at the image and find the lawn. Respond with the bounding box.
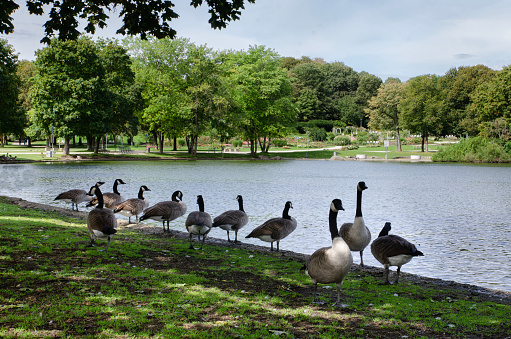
[0,197,510,338]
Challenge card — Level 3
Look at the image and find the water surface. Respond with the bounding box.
[2,160,510,292]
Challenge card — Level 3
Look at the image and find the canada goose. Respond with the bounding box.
[86,185,117,251]
[212,195,249,242]
[245,201,297,252]
[113,185,151,224]
[54,181,105,211]
[139,190,187,232]
[339,181,371,266]
[86,179,126,209]
[185,195,212,250]
[371,222,424,284]
[305,199,353,307]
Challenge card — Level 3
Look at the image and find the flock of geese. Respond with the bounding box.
[54,179,424,306]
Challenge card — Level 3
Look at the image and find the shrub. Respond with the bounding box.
[272,139,287,147]
[433,136,511,163]
[231,139,243,148]
[333,135,352,146]
[308,127,327,142]
[177,139,186,148]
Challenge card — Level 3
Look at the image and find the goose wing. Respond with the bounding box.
[88,209,117,234]
[213,210,248,229]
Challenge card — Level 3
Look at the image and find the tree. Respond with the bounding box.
[16,60,35,145]
[0,38,20,146]
[399,74,444,152]
[440,65,495,137]
[30,36,112,155]
[366,81,405,151]
[355,72,382,126]
[1,0,255,43]
[127,36,193,153]
[97,39,143,145]
[471,65,511,139]
[337,95,361,127]
[227,46,297,156]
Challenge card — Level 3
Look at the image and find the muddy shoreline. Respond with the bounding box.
[2,195,510,306]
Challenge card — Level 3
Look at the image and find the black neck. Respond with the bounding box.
[113,181,120,195]
[198,197,205,212]
[282,204,291,220]
[172,192,179,202]
[356,188,363,217]
[329,209,339,240]
[138,188,145,199]
[95,187,104,209]
[238,197,244,212]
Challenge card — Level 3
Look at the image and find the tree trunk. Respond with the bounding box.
[46,137,51,148]
[395,127,402,152]
[72,136,76,148]
[27,137,32,147]
[64,136,70,155]
[173,136,177,151]
[94,136,100,154]
[250,139,258,157]
[0,133,3,147]
[158,132,164,154]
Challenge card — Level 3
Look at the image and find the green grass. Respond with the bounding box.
[0,198,510,338]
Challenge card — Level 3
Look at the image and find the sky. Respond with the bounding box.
[2,0,511,81]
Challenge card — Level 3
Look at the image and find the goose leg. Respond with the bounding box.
[234,230,239,243]
[332,282,349,307]
[359,250,364,267]
[189,234,195,250]
[383,264,391,284]
[276,241,280,252]
[102,236,111,252]
[395,266,402,284]
[270,242,274,251]
[226,231,231,242]
[311,283,323,304]
[87,238,95,247]
[200,234,206,250]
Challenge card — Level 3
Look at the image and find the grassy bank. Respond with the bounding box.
[0,142,437,162]
[1,198,510,338]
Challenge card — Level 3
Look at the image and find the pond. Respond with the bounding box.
[2,159,511,292]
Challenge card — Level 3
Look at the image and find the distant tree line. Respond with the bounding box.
[1,36,510,156]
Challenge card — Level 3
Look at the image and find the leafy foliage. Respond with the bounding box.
[1,0,254,43]
[433,136,511,163]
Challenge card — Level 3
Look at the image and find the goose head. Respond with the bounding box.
[357,181,368,191]
[378,222,392,237]
[115,179,126,185]
[172,190,184,201]
[330,199,344,212]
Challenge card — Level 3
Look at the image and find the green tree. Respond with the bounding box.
[30,36,112,155]
[1,0,254,43]
[366,81,405,151]
[97,39,143,145]
[127,37,192,154]
[441,65,495,137]
[337,95,361,127]
[399,74,444,152]
[355,72,383,126]
[227,46,297,156]
[0,38,20,146]
[16,60,35,145]
[471,65,511,138]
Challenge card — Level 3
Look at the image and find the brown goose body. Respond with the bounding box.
[371,222,424,284]
[86,179,126,210]
[305,199,353,307]
[113,185,150,224]
[140,190,187,232]
[212,195,249,242]
[245,201,296,252]
[185,195,212,250]
[54,181,104,211]
[86,185,117,251]
[339,181,371,266]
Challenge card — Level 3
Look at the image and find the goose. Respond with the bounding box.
[113,185,151,224]
[212,195,249,242]
[245,201,297,252]
[139,190,187,232]
[339,181,371,266]
[371,222,424,284]
[185,195,212,250]
[86,179,126,209]
[86,185,117,251]
[54,181,105,211]
[305,199,353,307]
